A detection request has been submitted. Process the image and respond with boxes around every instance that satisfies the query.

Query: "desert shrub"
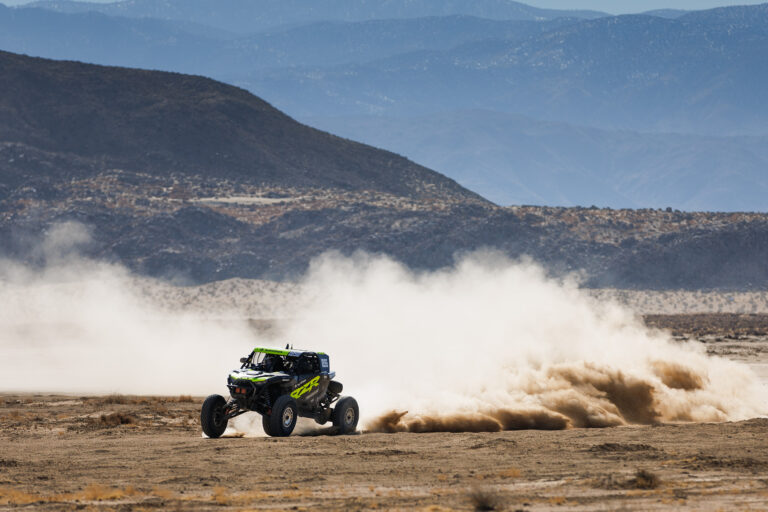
[469,488,502,511]
[628,469,660,489]
[597,469,661,490]
[81,484,125,501]
[102,394,129,405]
[92,412,135,427]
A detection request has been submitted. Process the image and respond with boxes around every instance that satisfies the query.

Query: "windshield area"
[244,352,291,373]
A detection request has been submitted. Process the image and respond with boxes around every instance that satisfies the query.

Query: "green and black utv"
[201,347,359,438]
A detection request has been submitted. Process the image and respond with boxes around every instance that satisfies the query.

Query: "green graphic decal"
[252,347,291,356]
[290,376,320,399]
[230,373,267,383]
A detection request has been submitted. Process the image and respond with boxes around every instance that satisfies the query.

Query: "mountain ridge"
[24,0,608,33]
[244,4,768,135]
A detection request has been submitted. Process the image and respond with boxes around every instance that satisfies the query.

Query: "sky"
[2,0,766,13]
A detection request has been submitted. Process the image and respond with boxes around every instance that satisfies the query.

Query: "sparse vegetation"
[92,412,136,427]
[469,488,503,511]
[597,469,661,490]
[628,469,660,490]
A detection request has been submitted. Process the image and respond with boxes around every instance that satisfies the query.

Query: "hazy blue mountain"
[642,9,689,18]
[304,111,768,211]
[0,6,577,72]
[243,5,768,136]
[25,0,608,33]
[235,16,580,68]
[0,5,230,73]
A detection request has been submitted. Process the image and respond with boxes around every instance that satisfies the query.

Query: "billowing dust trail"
[0,226,765,432]
[283,253,767,432]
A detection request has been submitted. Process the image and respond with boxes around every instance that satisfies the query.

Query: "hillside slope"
[0,50,478,201]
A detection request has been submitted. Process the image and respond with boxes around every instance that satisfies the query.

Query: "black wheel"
[265,395,298,437]
[332,396,359,435]
[261,413,275,436]
[201,394,228,438]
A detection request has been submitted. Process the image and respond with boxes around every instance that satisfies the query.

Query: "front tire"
[201,394,228,438]
[265,395,298,437]
[261,413,275,436]
[332,396,359,435]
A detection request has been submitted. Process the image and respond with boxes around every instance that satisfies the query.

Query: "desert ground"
[1,314,767,512]
[1,395,767,511]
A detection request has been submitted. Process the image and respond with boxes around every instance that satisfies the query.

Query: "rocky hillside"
[1,51,767,289]
[0,50,477,202]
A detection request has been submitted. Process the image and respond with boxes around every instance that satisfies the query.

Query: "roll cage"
[241,347,329,377]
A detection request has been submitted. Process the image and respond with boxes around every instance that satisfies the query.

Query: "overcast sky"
[2,0,766,14]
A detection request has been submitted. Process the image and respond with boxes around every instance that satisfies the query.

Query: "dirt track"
[1,394,768,511]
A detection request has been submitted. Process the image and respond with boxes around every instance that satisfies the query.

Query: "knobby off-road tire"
[265,395,298,437]
[261,414,275,437]
[201,394,228,438]
[332,396,359,435]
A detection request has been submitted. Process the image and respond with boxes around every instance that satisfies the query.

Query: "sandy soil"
[0,394,766,511]
[2,322,767,511]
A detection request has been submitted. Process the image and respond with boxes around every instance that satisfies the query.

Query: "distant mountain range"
[250,5,768,135]
[0,6,581,72]
[2,51,768,289]
[25,0,607,33]
[2,1,766,211]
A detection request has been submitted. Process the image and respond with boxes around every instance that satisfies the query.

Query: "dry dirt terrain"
[2,316,767,511]
[0,394,767,511]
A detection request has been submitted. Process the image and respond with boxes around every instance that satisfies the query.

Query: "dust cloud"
[0,223,256,395]
[285,252,768,431]
[0,225,766,432]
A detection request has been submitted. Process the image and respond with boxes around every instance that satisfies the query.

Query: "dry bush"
[0,487,40,505]
[469,488,503,511]
[151,487,175,499]
[91,412,136,427]
[176,395,194,403]
[212,486,230,505]
[498,468,521,478]
[81,484,126,501]
[628,469,660,489]
[101,394,130,405]
[149,402,170,416]
[597,469,661,490]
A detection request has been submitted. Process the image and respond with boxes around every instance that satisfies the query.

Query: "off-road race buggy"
[201,347,359,438]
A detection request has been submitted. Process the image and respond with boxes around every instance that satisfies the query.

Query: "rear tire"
[265,395,298,437]
[201,394,228,438]
[332,396,359,435]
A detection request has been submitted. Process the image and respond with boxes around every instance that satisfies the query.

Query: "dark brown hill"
[0,50,479,201]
